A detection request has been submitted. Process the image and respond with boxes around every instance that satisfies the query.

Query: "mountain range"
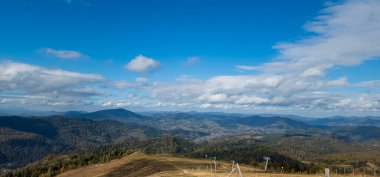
[1,108,380,171]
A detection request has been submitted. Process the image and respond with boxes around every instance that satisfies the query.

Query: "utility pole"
[236,163,243,177]
[263,157,271,171]
[210,156,213,175]
[213,157,216,176]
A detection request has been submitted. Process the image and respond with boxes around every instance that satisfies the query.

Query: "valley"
[1,109,380,177]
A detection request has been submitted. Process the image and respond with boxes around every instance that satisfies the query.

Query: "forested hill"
[67,108,147,123]
[0,115,203,168]
[4,136,317,177]
[69,109,316,132]
[1,109,380,173]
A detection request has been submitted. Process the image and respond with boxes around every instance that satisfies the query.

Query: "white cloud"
[183,57,201,67]
[2,0,380,115]
[108,81,134,89]
[125,55,160,73]
[38,48,86,60]
[0,60,102,93]
[108,78,148,90]
[354,80,380,87]
[135,77,148,83]
[234,95,269,105]
[101,101,113,107]
[148,74,349,109]
[0,60,104,109]
[326,77,347,87]
[235,65,258,71]
[144,0,380,113]
[301,67,325,77]
[255,0,380,74]
[199,93,227,103]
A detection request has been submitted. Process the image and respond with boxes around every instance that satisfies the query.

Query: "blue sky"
[1,0,380,117]
[1,0,324,79]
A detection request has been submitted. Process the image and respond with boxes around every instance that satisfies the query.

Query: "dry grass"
[58,153,372,177]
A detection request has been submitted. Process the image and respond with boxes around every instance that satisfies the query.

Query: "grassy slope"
[58,152,262,177]
[58,153,371,177]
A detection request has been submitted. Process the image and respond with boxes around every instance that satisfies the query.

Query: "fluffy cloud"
[108,78,148,89]
[2,0,380,115]
[301,67,324,77]
[38,48,86,60]
[0,60,104,109]
[235,65,258,71]
[125,55,160,73]
[199,93,227,103]
[144,0,380,113]
[0,60,102,93]
[234,95,269,105]
[254,0,380,74]
[355,80,380,87]
[149,75,348,108]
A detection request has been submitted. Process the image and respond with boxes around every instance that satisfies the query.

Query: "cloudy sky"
[1,0,380,117]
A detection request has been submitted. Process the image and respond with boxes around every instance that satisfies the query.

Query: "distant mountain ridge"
[64,108,380,132]
[233,115,313,130]
[2,108,380,170]
[65,109,315,132]
[304,117,380,127]
[19,109,380,127]
[66,108,148,124]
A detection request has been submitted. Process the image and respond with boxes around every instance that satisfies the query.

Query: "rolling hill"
[2,109,380,175]
[68,109,318,134]
[227,115,313,131]
[4,136,317,177]
[0,115,171,168]
[304,117,380,127]
[57,152,257,177]
[66,108,147,123]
